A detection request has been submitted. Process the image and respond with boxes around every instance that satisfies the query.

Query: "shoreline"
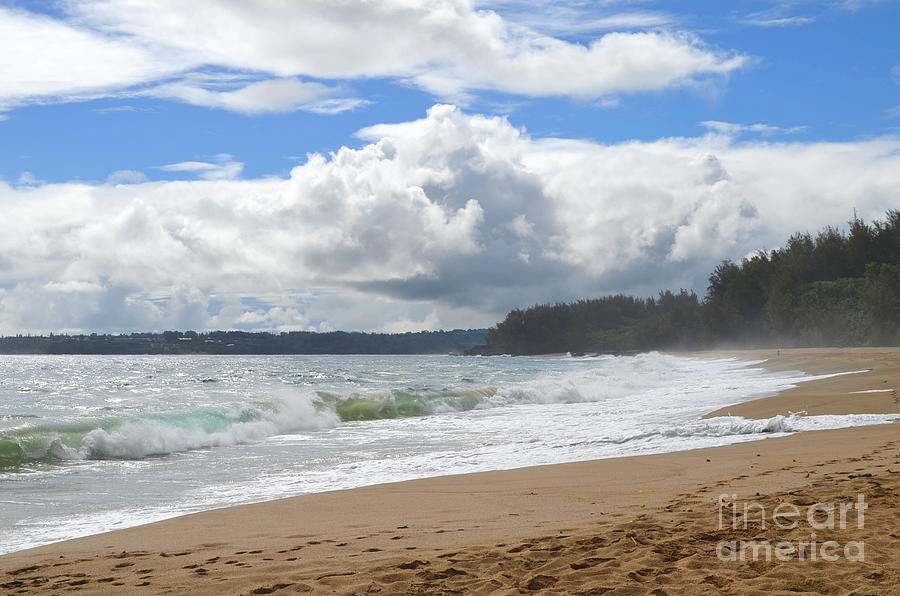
[691,347,900,418]
[2,347,898,594]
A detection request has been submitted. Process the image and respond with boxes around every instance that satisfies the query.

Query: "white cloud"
[16,172,45,186]
[146,77,360,115]
[841,0,888,12]
[701,120,807,136]
[227,306,310,333]
[157,162,218,173]
[106,170,148,185]
[92,105,154,114]
[408,30,746,100]
[0,6,188,108]
[0,0,748,112]
[1,105,897,334]
[43,280,104,294]
[475,1,673,28]
[477,3,676,35]
[157,154,244,180]
[581,12,674,31]
[742,0,885,24]
[382,310,443,334]
[743,15,815,26]
[303,98,372,115]
[506,214,535,238]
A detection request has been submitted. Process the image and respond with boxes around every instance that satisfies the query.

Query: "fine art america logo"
[716,493,867,562]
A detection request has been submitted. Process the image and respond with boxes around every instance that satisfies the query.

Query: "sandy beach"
[1,348,898,595]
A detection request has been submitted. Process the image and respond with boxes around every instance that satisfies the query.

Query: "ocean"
[0,353,892,555]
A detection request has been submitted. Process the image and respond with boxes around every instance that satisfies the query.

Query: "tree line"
[474,211,900,355]
[0,329,487,355]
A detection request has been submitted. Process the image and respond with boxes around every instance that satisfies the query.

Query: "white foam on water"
[79,394,339,460]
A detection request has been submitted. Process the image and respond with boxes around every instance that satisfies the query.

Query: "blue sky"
[3,0,897,184]
[0,0,898,333]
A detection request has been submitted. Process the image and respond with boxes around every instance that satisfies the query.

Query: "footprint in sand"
[523,574,557,590]
[398,560,429,569]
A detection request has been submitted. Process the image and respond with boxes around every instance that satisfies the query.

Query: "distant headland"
[467,211,900,356]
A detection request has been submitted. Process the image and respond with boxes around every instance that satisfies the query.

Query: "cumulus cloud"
[1,105,898,334]
[1,1,746,113]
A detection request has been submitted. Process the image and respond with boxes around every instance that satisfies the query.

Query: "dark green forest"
[474,211,900,355]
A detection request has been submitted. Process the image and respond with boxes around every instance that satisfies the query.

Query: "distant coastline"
[0,329,487,355]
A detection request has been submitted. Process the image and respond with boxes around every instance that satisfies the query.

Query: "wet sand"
[1,347,898,595]
[700,348,900,419]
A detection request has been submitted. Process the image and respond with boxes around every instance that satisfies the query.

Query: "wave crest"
[0,393,338,467]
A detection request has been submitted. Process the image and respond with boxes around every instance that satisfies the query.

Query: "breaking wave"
[0,382,571,466]
[0,394,339,468]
